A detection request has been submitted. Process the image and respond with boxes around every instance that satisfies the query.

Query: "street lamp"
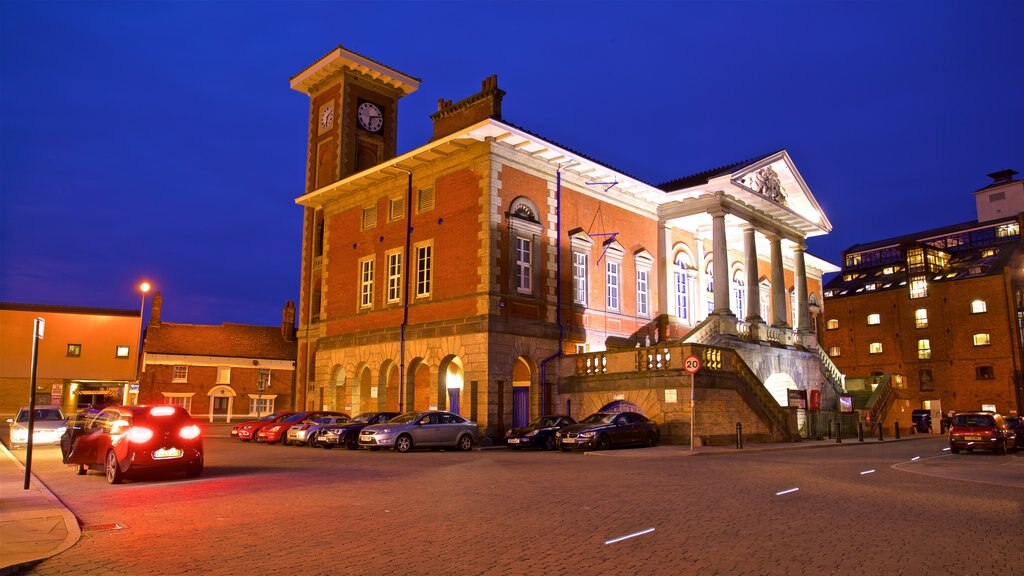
[131,281,152,405]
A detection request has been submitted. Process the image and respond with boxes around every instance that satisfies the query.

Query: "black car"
[911,409,933,433]
[317,412,400,449]
[555,411,659,451]
[1005,415,1024,449]
[505,415,576,450]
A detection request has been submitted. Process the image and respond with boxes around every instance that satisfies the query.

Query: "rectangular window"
[674,271,688,321]
[637,269,650,318]
[972,333,991,346]
[914,308,928,329]
[257,369,271,389]
[869,342,883,354]
[115,345,130,358]
[917,339,931,360]
[417,188,435,213]
[828,346,841,357]
[970,300,987,314]
[389,197,405,221]
[975,366,994,380]
[249,396,275,416]
[867,313,881,325]
[216,366,231,384]
[572,251,588,306]
[164,395,192,413]
[415,243,432,298]
[515,236,532,293]
[909,276,928,299]
[386,251,402,304]
[826,319,839,330]
[606,261,620,311]
[66,344,82,357]
[359,257,375,309]
[919,368,933,391]
[361,206,377,230]
[173,365,188,382]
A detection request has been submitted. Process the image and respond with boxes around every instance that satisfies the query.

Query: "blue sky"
[1,1,1021,326]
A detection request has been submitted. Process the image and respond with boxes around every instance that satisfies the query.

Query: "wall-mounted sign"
[839,396,854,413]
[787,389,807,409]
[808,389,821,410]
[665,389,677,403]
[51,383,63,399]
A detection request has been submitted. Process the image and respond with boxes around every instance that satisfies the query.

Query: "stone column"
[769,233,788,328]
[711,209,732,316]
[657,223,673,341]
[743,226,762,324]
[794,243,810,333]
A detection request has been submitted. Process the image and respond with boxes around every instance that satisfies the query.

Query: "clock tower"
[290,45,420,191]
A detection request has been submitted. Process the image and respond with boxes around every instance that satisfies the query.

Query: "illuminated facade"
[291,45,840,443]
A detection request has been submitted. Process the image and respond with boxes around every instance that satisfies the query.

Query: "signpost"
[24,317,44,490]
[684,355,701,452]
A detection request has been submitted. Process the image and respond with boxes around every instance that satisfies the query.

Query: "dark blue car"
[505,415,576,450]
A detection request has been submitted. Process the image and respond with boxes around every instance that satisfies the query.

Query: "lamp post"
[131,281,151,405]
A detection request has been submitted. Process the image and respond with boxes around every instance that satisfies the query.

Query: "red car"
[256,411,348,444]
[233,411,295,441]
[948,411,1017,455]
[61,405,203,484]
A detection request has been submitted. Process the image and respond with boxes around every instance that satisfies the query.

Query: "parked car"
[358,411,478,452]
[286,415,351,447]
[7,405,66,449]
[60,405,203,484]
[505,415,576,450]
[232,411,295,441]
[948,411,1017,455]
[318,412,400,449]
[257,411,348,444]
[911,409,933,433]
[1003,415,1024,449]
[555,411,659,451]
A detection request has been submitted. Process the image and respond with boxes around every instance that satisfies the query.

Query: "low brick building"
[138,293,297,422]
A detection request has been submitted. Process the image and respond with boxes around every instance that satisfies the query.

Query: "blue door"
[512,387,529,428]
[447,388,461,415]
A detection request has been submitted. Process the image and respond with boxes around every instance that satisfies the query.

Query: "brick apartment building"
[289,45,841,443]
[822,170,1024,424]
[137,293,297,422]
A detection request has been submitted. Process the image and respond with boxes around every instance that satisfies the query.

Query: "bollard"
[736,422,744,449]
[835,421,842,443]
[878,421,884,441]
[827,420,833,439]
[894,421,901,440]
[858,421,864,442]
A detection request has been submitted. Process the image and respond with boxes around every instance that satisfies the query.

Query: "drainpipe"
[395,166,413,413]
[538,166,567,414]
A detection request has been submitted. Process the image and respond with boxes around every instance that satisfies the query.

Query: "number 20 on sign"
[683,355,700,374]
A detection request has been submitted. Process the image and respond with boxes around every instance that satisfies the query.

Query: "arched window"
[674,251,692,322]
[759,279,771,321]
[509,197,542,296]
[732,267,745,319]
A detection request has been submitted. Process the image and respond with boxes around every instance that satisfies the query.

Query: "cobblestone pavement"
[11,438,1023,575]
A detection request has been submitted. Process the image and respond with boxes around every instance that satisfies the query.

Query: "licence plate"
[360,435,372,441]
[964,436,983,441]
[153,447,183,459]
[561,437,576,444]
[508,438,520,444]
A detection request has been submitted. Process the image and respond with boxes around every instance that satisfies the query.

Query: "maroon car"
[948,411,1017,455]
[61,405,203,484]
[256,411,349,444]
[232,411,295,441]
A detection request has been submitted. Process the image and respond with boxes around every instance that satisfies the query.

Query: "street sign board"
[683,355,700,374]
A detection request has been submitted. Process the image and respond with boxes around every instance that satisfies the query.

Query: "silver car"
[358,411,478,452]
[7,406,67,448]
[285,415,350,447]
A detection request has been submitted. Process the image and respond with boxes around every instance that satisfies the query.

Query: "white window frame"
[970,299,987,314]
[573,251,588,306]
[415,241,433,298]
[172,365,188,382]
[636,268,650,318]
[247,394,278,417]
[972,333,991,346]
[515,236,532,294]
[606,260,620,312]
[115,345,130,358]
[216,366,231,384]
[674,251,693,322]
[867,313,881,325]
[161,392,194,413]
[917,339,931,360]
[869,342,883,354]
[759,280,771,322]
[914,308,928,329]
[386,250,402,304]
[359,256,375,309]
[257,369,271,390]
[731,268,745,320]
[705,260,715,316]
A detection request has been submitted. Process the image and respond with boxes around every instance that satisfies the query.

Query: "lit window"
[637,268,650,318]
[972,333,991,346]
[515,236,532,294]
[914,308,928,329]
[917,339,931,360]
[869,342,883,354]
[386,251,402,304]
[826,319,839,330]
[865,283,877,291]
[981,403,997,412]
[909,276,928,299]
[828,346,841,357]
[66,344,82,357]
[606,261,620,311]
[971,299,987,314]
[359,257,375,308]
[867,313,881,325]
[415,242,432,298]
[115,345,130,358]
[882,266,895,275]
[980,248,996,258]
[824,290,834,298]
[975,366,994,379]
[572,251,588,306]
[173,365,188,382]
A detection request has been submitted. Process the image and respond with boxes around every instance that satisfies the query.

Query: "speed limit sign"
[683,355,701,374]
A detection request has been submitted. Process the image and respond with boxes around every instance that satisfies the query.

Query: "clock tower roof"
[290,44,420,95]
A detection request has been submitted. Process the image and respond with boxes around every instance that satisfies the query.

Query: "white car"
[7,405,67,448]
[285,415,350,447]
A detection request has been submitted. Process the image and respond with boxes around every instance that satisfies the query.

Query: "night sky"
[2,1,1021,327]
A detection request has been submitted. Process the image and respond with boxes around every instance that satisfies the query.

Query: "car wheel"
[596,434,611,450]
[76,464,87,476]
[457,435,473,451]
[185,454,203,479]
[395,434,413,453]
[105,450,124,484]
[309,436,319,448]
[345,434,359,451]
[543,436,556,451]
[646,432,658,447]
[951,446,960,454]
[281,436,290,446]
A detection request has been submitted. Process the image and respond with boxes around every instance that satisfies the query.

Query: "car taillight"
[127,427,154,443]
[179,424,201,440]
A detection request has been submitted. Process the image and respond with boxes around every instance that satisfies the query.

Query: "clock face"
[357,101,384,133]
[319,104,334,131]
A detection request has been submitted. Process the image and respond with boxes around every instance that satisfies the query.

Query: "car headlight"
[525,429,539,437]
[376,428,390,434]
[268,426,280,433]
[504,430,513,438]
[579,431,595,438]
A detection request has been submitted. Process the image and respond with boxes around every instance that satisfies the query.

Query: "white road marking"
[860,469,876,475]
[775,488,799,496]
[604,528,655,544]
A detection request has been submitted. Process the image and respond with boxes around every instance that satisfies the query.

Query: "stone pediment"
[731,151,832,233]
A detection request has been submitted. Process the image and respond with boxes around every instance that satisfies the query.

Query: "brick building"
[822,169,1024,424]
[290,45,840,443]
[137,293,297,422]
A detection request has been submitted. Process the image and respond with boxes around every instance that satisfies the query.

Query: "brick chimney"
[150,292,163,327]
[429,75,505,141]
[282,300,295,341]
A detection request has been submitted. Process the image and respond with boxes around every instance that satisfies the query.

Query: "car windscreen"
[351,414,374,423]
[261,412,286,421]
[17,408,64,422]
[952,415,995,427]
[283,413,310,423]
[530,417,558,427]
[578,413,615,425]
[389,412,421,424]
